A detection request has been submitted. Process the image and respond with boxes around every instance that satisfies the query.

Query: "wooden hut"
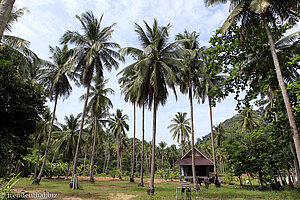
[175,147,214,182]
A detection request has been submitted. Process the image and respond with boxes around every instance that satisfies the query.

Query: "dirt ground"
[44,176,169,183]
[12,176,170,199]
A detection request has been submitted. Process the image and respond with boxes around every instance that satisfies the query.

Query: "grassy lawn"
[13,177,300,199]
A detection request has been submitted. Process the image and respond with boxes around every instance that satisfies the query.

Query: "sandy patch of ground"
[44,176,174,183]
[109,193,137,200]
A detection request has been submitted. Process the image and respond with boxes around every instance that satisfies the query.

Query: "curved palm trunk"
[65,160,71,180]
[0,0,15,41]
[139,105,145,187]
[147,98,157,195]
[117,134,122,179]
[70,84,91,189]
[90,116,97,183]
[209,99,217,175]
[189,87,199,190]
[83,148,87,176]
[290,141,300,186]
[34,142,41,179]
[34,95,58,184]
[181,133,184,157]
[262,15,300,170]
[130,104,136,182]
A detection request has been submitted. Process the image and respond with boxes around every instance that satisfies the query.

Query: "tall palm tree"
[239,106,260,132]
[175,30,203,190]
[214,123,226,173]
[54,114,83,180]
[0,0,15,41]
[120,19,179,194]
[196,67,226,176]
[204,0,300,170]
[81,78,113,182]
[1,6,40,76]
[118,65,139,183]
[60,11,124,189]
[33,45,73,184]
[109,109,129,179]
[33,108,52,179]
[158,142,167,169]
[168,112,191,156]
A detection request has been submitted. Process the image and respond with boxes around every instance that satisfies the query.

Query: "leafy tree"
[168,112,191,156]
[0,59,45,177]
[61,11,124,189]
[205,0,300,171]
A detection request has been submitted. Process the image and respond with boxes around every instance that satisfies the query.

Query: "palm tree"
[109,109,129,179]
[214,123,226,173]
[118,65,139,183]
[196,67,226,176]
[168,112,191,156]
[1,6,40,75]
[54,114,83,180]
[175,30,203,190]
[204,0,300,170]
[33,108,52,179]
[0,0,15,41]
[120,19,179,194]
[60,11,124,189]
[33,45,73,184]
[158,142,167,169]
[239,106,260,132]
[81,78,113,182]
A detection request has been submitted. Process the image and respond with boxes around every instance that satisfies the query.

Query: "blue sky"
[11,0,241,146]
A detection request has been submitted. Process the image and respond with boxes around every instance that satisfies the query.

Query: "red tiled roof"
[175,156,214,166]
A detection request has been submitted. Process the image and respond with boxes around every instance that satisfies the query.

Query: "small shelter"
[175,147,214,182]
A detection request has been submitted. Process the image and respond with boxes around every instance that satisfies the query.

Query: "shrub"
[0,173,20,200]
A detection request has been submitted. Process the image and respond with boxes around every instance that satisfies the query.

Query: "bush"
[0,173,20,200]
[224,173,233,184]
[109,170,116,179]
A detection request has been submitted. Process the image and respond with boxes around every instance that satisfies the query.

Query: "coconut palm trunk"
[70,84,91,189]
[83,148,87,176]
[138,105,145,187]
[34,142,42,179]
[106,150,110,173]
[208,98,217,175]
[272,99,300,187]
[189,86,199,190]
[262,15,300,170]
[0,0,15,41]
[90,116,97,183]
[34,95,58,184]
[65,160,71,180]
[290,141,300,186]
[103,148,107,173]
[147,98,158,194]
[130,104,136,182]
[181,133,184,157]
[117,134,122,179]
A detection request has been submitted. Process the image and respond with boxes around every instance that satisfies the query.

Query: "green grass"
[13,177,300,199]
